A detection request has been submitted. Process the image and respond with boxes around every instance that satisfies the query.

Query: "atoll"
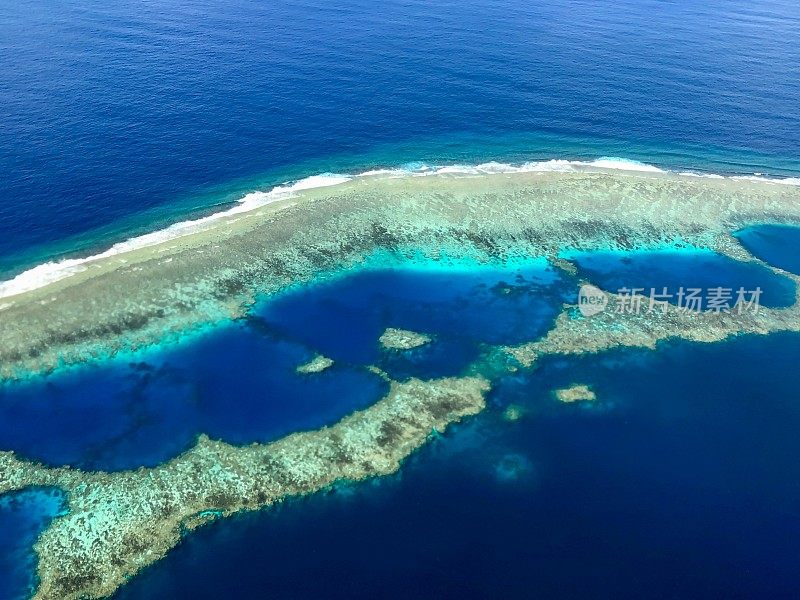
[1,169,800,598]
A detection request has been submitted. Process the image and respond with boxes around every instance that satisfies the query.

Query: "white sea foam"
[0,160,797,299]
[355,157,665,178]
[0,173,351,300]
[583,157,665,172]
[731,175,800,186]
[677,171,726,179]
[265,173,352,194]
[358,168,406,177]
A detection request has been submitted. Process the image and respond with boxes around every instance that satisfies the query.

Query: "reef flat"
[1,169,799,379]
[0,376,489,599]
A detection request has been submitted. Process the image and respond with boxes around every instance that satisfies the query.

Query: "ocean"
[1,0,799,277]
[1,0,800,598]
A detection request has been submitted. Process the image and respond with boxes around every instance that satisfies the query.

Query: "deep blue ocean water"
[1,0,800,276]
[2,0,800,598]
[111,333,800,600]
[0,322,388,471]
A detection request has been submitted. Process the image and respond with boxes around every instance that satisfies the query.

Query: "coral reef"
[1,170,799,379]
[1,169,799,598]
[554,384,597,403]
[507,272,800,367]
[296,354,334,373]
[502,404,526,421]
[1,376,489,599]
[379,328,432,351]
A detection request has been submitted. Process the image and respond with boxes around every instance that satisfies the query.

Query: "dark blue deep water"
[0,323,388,471]
[1,0,800,275]
[112,333,800,600]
